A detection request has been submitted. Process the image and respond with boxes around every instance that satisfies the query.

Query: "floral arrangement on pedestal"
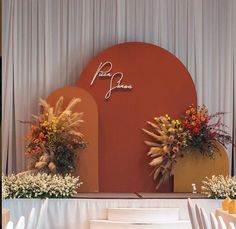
[143,105,233,189]
[201,175,236,199]
[24,97,87,174]
[2,173,81,199]
[181,105,231,158]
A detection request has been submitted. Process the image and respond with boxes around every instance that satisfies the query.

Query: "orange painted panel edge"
[47,86,99,192]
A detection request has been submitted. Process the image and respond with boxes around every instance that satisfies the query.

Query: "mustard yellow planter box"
[172,143,229,193]
[229,200,236,214]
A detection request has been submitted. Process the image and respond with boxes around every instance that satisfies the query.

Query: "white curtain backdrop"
[2,0,236,174]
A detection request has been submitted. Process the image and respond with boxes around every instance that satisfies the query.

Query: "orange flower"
[36,146,41,150]
[39,132,44,138]
[201,117,207,122]
[193,127,200,134]
[31,125,38,130]
[192,115,196,120]
[23,135,30,141]
[191,108,196,113]
[172,146,180,153]
[186,110,190,115]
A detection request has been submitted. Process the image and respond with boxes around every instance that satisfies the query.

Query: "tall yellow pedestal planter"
[172,143,229,193]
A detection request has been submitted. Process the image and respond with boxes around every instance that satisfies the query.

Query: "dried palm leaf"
[144,141,162,147]
[54,96,64,116]
[48,162,56,173]
[68,130,84,137]
[147,121,166,135]
[149,156,163,167]
[147,147,163,156]
[32,115,39,120]
[57,110,72,121]
[153,166,162,180]
[65,120,84,129]
[35,161,47,169]
[70,112,84,121]
[39,99,50,112]
[65,97,81,111]
[47,107,54,122]
[142,129,167,142]
[154,119,168,132]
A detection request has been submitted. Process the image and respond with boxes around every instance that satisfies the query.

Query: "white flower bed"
[2,173,82,199]
[201,175,236,199]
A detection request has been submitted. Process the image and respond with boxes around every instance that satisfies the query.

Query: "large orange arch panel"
[77,42,197,192]
[47,87,99,192]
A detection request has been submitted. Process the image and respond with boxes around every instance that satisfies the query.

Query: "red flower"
[192,121,196,127]
[193,128,200,134]
[172,146,180,153]
[192,115,197,120]
[186,110,190,115]
[208,131,216,138]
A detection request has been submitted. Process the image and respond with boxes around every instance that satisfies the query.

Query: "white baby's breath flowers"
[201,175,236,199]
[2,173,82,199]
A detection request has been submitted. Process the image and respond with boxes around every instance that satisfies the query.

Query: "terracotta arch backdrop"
[77,42,197,192]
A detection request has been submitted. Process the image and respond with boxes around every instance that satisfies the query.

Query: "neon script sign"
[90,61,133,100]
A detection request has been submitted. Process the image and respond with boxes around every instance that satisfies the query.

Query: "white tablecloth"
[2,198,221,229]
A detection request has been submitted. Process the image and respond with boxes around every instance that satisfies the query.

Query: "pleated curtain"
[2,0,236,174]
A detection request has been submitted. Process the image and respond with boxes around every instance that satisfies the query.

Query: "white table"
[2,208,10,229]
[3,198,221,229]
[216,208,236,226]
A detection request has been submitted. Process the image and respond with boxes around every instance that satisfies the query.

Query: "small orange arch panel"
[47,86,99,192]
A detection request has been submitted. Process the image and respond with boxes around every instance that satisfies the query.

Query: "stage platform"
[74,192,207,199]
[3,193,220,229]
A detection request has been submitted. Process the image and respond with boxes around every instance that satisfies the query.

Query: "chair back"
[229,222,236,229]
[15,216,25,229]
[218,216,227,229]
[27,208,36,229]
[210,212,218,229]
[200,208,211,229]
[37,198,49,229]
[195,204,204,229]
[187,198,199,229]
[6,221,14,229]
